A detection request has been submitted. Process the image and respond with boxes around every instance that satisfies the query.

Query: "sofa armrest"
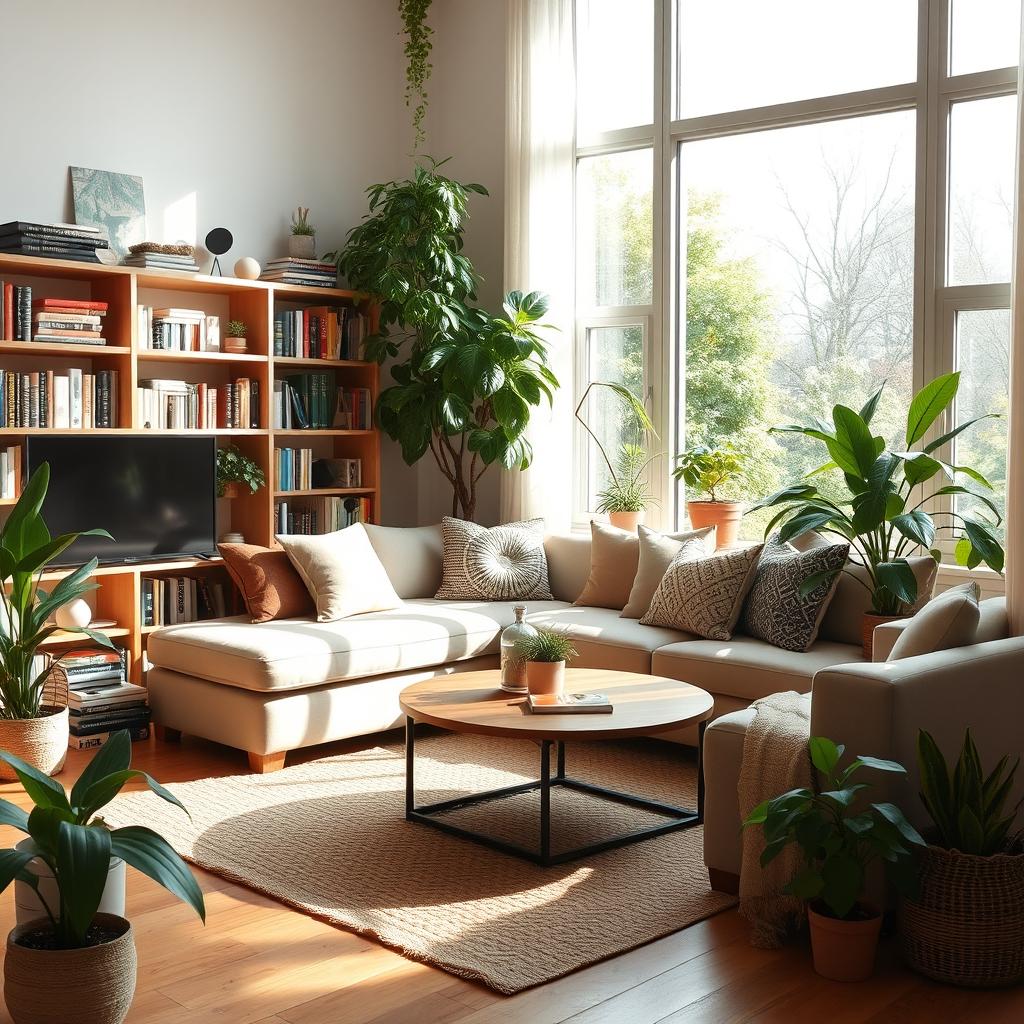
[870,616,912,662]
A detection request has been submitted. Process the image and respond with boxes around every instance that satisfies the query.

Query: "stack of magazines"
[0,221,109,263]
[64,648,151,749]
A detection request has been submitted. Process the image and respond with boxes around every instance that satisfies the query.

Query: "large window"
[572,0,1020,577]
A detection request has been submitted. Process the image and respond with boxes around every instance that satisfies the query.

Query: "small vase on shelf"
[499,605,537,694]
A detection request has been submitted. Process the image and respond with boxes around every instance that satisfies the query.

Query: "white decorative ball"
[234,257,261,280]
[55,598,92,630]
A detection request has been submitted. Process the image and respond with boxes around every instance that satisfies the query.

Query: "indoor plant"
[0,730,206,1024]
[901,729,1024,987]
[330,160,558,520]
[575,380,659,532]
[515,627,578,696]
[748,373,1004,655]
[217,444,266,500]
[0,463,114,778]
[673,443,748,548]
[289,205,316,259]
[225,319,247,353]
[744,736,924,982]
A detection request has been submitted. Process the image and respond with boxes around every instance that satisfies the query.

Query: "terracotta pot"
[224,337,248,354]
[5,914,137,1024]
[862,612,901,661]
[526,660,565,696]
[687,501,744,549]
[288,234,316,259]
[0,707,68,780]
[221,482,242,500]
[607,510,645,533]
[14,839,126,925]
[808,904,882,982]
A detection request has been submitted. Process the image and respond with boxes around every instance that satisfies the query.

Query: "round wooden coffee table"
[399,668,714,866]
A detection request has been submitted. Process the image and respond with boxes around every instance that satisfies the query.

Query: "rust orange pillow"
[218,543,315,623]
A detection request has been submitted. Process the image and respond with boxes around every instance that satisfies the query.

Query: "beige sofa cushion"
[544,533,592,602]
[148,598,569,692]
[621,524,716,619]
[652,634,862,702]
[363,523,442,599]
[575,521,641,610]
[888,582,980,661]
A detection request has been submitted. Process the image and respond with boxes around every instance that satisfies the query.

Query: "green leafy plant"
[744,736,924,919]
[330,160,557,520]
[216,445,266,497]
[0,464,113,721]
[673,443,747,502]
[917,729,1023,856]
[290,206,314,236]
[575,381,659,515]
[0,731,205,948]
[515,627,578,664]
[399,0,433,152]
[226,320,247,339]
[748,373,1004,614]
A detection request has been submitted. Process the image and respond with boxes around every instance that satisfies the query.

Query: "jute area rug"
[106,732,736,993]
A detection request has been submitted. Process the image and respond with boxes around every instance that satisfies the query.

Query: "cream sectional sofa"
[147,524,868,771]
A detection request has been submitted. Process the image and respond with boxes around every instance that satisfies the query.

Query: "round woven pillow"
[463,525,545,600]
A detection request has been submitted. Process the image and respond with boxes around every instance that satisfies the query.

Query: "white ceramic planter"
[14,838,126,924]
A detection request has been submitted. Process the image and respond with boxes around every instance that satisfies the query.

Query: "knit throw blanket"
[738,690,813,948]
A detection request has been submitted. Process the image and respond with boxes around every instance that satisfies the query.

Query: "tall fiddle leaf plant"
[331,161,558,520]
[0,463,114,720]
[749,373,1003,615]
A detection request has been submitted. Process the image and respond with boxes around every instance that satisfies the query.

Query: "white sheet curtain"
[1005,24,1024,636]
[501,0,575,531]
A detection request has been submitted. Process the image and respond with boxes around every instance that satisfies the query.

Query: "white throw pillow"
[887,582,981,661]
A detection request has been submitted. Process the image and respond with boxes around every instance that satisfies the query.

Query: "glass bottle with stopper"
[499,604,537,694]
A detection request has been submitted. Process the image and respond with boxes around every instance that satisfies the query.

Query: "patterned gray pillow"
[740,535,849,652]
[640,542,763,640]
[435,517,554,601]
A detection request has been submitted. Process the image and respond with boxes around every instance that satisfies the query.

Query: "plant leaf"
[110,827,206,923]
[56,821,111,944]
[0,750,70,813]
[70,730,132,811]
[809,737,842,778]
[906,372,959,446]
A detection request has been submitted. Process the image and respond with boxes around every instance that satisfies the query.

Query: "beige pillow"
[620,524,716,618]
[277,522,402,622]
[641,542,763,640]
[887,582,980,661]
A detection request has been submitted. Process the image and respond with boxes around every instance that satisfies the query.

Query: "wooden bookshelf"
[0,252,382,682]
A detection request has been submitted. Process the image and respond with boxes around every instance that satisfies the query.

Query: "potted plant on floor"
[515,628,578,697]
[673,443,748,548]
[217,444,266,500]
[0,464,114,779]
[289,205,316,259]
[0,730,206,1024]
[744,736,924,982]
[901,729,1024,987]
[747,373,1004,658]
[575,381,659,532]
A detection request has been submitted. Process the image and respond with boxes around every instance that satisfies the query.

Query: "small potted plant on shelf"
[225,319,248,354]
[515,627,578,696]
[0,464,114,778]
[0,731,206,1024]
[289,205,316,259]
[901,729,1024,987]
[217,445,266,500]
[575,381,659,532]
[744,736,924,982]
[673,443,748,549]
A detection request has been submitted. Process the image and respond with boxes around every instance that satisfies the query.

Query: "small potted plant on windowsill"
[217,445,266,501]
[289,205,316,259]
[673,442,748,549]
[225,319,248,354]
[515,628,578,696]
[744,736,924,982]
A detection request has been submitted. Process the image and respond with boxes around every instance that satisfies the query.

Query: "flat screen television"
[25,436,217,566]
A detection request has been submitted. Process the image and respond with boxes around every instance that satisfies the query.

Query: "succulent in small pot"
[224,319,248,353]
[217,444,266,500]
[744,736,924,982]
[673,443,747,549]
[289,205,316,259]
[515,627,578,696]
[0,730,206,1024]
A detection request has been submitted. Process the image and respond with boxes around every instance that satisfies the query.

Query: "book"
[527,692,614,714]
[68,722,151,750]
[0,221,102,240]
[36,298,109,311]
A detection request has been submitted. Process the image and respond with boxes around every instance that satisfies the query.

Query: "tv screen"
[26,436,217,566]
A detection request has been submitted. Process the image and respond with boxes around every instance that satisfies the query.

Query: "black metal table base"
[404,717,706,866]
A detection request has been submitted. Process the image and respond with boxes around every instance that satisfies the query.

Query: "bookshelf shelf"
[275,428,374,437]
[0,342,132,358]
[40,626,131,648]
[138,350,268,364]
[274,487,377,497]
[273,356,374,369]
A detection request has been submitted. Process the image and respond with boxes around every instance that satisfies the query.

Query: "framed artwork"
[70,166,146,261]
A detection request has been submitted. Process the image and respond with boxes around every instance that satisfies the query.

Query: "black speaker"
[204,227,233,275]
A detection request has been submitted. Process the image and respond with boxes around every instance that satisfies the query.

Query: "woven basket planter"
[4,914,137,1024]
[901,844,1024,987]
[0,666,69,779]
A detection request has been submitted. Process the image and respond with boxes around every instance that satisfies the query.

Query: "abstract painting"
[70,166,146,261]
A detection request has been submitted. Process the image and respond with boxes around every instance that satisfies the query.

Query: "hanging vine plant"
[399,0,433,152]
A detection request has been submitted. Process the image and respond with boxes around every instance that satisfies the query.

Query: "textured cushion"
[363,523,442,599]
[740,536,848,652]
[641,542,763,641]
[435,517,553,601]
[218,543,315,624]
[888,582,981,661]
[621,524,716,618]
[277,523,402,622]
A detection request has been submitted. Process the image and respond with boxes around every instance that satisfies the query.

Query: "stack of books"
[0,446,20,499]
[142,575,227,627]
[273,373,335,429]
[33,298,109,345]
[0,221,109,264]
[138,307,218,351]
[64,648,151,750]
[275,495,371,535]
[274,447,313,491]
[335,387,373,430]
[260,258,337,288]
[124,247,200,273]
[137,377,259,430]
[273,305,369,359]
[0,368,119,428]
[0,283,32,341]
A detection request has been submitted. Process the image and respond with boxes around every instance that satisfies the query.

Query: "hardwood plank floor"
[0,732,1020,1023]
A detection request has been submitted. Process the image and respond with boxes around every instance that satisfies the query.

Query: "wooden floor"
[1,733,1022,1024]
